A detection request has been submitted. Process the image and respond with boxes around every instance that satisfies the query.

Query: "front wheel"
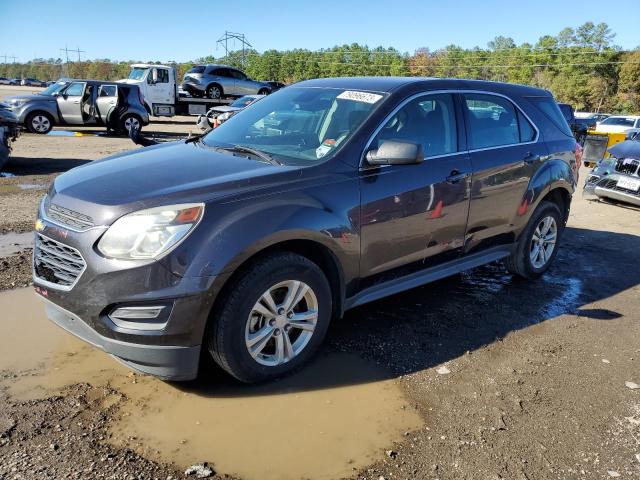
[207,252,332,383]
[206,84,222,100]
[25,111,54,134]
[504,201,563,279]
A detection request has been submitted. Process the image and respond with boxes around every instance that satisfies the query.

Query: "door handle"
[523,152,540,164]
[446,170,470,184]
[73,100,80,104]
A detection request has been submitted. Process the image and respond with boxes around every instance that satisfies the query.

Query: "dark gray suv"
[33,77,578,383]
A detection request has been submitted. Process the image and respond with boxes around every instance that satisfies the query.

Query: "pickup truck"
[118,64,235,118]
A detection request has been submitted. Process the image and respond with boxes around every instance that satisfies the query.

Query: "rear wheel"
[207,252,332,383]
[25,111,53,134]
[119,114,142,135]
[504,201,562,279]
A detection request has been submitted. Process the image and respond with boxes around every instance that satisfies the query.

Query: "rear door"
[56,81,86,124]
[462,92,545,251]
[359,92,472,281]
[211,68,236,96]
[96,85,118,123]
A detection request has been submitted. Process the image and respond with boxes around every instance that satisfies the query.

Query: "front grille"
[34,234,86,289]
[597,178,640,197]
[46,203,94,231]
[616,158,640,176]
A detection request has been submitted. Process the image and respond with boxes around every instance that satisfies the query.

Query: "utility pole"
[60,46,71,76]
[74,46,85,62]
[216,31,252,68]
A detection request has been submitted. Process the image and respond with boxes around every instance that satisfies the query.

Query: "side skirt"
[344,245,514,310]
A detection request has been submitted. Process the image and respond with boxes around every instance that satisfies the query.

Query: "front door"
[359,93,472,283]
[56,81,86,124]
[147,67,174,108]
[461,92,547,250]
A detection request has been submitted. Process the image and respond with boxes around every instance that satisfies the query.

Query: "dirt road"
[0,84,638,479]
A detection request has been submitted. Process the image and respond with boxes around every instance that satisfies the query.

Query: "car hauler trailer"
[118,64,231,117]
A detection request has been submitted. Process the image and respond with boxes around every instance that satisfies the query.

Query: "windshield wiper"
[216,145,282,165]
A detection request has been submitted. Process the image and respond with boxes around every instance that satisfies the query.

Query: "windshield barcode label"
[337,91,383,104]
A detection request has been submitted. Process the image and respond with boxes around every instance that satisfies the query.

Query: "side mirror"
[151,68,158,84]
[366,140,423,165]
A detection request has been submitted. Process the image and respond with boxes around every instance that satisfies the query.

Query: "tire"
[25,111,54,134]
[207,252,332,383]
[504,201,563,279]
[206,84,222,100]
[258,88,270,96]
[119,114,142,135]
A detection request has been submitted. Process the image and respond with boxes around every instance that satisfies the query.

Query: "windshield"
[600,117,636,126]
[128,67,148,81]
[230,96,260,108]
[40,82,68,95]
[202,87,385,165]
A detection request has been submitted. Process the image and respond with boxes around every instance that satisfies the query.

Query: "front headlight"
[9,99,25,108]
[218,112,232,121]
[97,203,204,260]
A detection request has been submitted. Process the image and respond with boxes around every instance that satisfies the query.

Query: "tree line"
[2,22,639,113]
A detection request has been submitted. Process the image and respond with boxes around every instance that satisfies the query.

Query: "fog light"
[109,306,168,330]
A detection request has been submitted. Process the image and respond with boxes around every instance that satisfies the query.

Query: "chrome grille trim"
[33,233,87,291]
[45,203,95,231]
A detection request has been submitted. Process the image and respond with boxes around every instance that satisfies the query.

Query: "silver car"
[4,79,149,134]
[583,140,640,207]
[182,64,271,99]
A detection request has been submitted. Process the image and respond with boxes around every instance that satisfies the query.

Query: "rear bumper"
[43,297,201,380]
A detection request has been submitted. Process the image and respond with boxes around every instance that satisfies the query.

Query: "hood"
[117,78,140,85]
[210,106,242,114]
[50,140,299,225]
[5,93,56,103]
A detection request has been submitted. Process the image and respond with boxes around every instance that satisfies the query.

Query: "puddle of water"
[0,288,423,480]
[0,231,33,255]
[47,130,97,137]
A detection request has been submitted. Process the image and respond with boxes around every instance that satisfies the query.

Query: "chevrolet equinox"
[33,77,578,383]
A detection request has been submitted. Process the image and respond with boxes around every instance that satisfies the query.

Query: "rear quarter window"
[526,96,573,137]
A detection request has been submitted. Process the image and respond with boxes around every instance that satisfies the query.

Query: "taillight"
[573,142,583,182]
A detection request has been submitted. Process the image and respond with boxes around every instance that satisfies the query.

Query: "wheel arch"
[208,236,346,325]
[206,82,224,96]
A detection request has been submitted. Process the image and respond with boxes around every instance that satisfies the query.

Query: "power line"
[217,31,252,67]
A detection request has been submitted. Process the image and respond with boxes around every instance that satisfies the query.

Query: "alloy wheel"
[530,215,557,269]
[124,116,140,132]
[31,115,51,133]
[245,280,318,367]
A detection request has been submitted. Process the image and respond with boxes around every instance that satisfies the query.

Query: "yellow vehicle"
[582,131,627,168]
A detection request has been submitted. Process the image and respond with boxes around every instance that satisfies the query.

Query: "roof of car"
[294,77,550,96]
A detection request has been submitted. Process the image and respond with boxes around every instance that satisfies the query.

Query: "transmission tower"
[216,31,252,67]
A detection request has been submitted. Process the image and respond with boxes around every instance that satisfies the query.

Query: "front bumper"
[32,202,228,380]
[43,297,201,380]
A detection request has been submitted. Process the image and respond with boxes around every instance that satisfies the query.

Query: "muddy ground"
[0,84,639,479]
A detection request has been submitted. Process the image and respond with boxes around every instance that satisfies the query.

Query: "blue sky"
[1,0,638,62]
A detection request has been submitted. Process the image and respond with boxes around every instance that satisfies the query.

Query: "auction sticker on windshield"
[617,177,640,191]
[337,90,383,103]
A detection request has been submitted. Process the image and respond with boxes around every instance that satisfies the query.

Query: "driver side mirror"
[366,140,423,165]
[151,68,158,84]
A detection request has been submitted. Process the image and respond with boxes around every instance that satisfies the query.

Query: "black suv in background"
[33,77,578,383]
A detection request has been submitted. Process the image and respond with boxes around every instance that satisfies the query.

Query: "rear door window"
[187,66,205,74]
[526,96,573,137]
[98,85,117,97]
[463,94,523,149]
[211,68,229,77]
